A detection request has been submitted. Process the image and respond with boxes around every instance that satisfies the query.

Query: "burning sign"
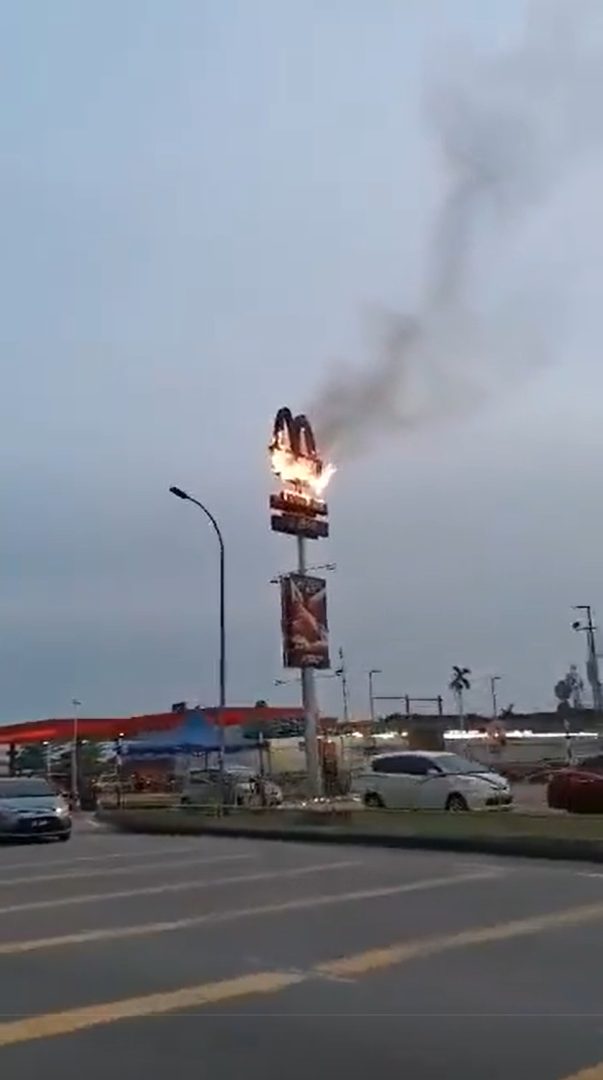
[269,407,335,499]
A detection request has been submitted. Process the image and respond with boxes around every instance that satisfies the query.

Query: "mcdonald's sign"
[271,408,318,460]
[269,405,330,540]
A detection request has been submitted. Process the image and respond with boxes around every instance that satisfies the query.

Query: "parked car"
[0,777,72,841]
[351,750,512,811]
[181,765,283,809]
[547,756,603,813]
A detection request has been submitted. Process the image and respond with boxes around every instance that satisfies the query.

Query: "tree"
[449,666,471,730]
[15,744,46,775]
[554,665,585,712]
[77,741,103,774]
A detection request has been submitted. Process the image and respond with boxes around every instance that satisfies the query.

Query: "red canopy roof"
[0,706,305,745]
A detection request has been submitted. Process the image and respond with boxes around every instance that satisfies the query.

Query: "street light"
[169,486,226,785]
[42,740,51,779]
[71,698,81,807]
[367,669,382,723]
[489,675,501,719]
[572,605,603,714]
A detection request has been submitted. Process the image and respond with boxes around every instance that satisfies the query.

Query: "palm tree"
[449,666,471,730]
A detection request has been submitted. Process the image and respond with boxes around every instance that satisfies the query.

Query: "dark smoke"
[310,0,603,461]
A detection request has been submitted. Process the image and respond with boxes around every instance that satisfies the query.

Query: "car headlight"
[56,803,70,818]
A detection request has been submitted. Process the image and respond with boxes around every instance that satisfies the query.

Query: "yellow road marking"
[0,852,255,888]
[317,899,603,977]
[0,868,498,955]
[2,879,603,1049]
[561,1068,603,1080]
[0,858,361,916]
[0,971,304,1048]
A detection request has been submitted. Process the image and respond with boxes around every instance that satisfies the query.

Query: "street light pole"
[169,486,226,788]
[71,698,81,807]
[490,676,501,720]
[336,647,350,724]
[368,669,381,724]
[572,605,603,715]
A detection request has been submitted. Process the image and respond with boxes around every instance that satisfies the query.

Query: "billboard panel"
[280,574,330,670]
[271,513,329,540]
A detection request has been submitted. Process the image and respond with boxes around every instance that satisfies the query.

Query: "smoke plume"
[310,0,603,461]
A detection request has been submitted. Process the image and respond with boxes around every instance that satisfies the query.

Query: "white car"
[351,750,512,811]
[181,766,283,808]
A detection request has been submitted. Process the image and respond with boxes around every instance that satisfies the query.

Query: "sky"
[2,0,603,724]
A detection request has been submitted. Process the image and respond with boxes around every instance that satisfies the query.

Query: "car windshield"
[436,754,489,775]
[0,778,53,798]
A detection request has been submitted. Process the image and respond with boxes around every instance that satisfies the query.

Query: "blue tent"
[121,711,247,760]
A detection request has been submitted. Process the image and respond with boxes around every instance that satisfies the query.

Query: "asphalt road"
[0,818,603,1078]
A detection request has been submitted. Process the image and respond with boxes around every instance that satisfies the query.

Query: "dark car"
[0,777,72,840]
[547,756,603,814]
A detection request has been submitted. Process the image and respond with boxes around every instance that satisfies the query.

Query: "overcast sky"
[2,0,603,724]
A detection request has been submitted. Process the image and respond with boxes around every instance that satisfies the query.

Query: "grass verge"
[96,804,603,861]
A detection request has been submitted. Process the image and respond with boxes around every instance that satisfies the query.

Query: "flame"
[269,439,336,498]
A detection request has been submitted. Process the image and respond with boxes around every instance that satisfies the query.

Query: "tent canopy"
[122,711,248,759]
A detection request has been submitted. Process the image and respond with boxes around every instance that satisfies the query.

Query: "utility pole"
[336,646,350,724]
[572,605,603,716]
[71,698,81,808]
[490,676,501,719]
[367,669,381,723]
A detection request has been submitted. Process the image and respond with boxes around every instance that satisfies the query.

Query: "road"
[0,819,602,1078]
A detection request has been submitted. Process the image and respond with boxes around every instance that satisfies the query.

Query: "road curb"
[95,809,603,863]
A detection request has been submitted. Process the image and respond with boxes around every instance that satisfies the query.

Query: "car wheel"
[446,793,468,812]
[364,792,385,809]
[58,833,71,842]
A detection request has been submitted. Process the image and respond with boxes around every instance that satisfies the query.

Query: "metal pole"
[490,676,500,719]
[338,647,350,724]
[71,698,80,807]
[218,528,226,783]
[169,489,226,795]
[585,606,603,715]
[368,671,377,723]
[296,534,323,798]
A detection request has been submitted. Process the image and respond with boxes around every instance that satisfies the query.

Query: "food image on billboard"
[280,574,330,670]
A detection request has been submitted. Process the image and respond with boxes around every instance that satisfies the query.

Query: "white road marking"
[0,867,501,955]
[0,843,218,875]
[0,852,255,888]
[0,859,362,916]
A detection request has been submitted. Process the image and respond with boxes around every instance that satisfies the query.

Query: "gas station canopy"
[0,706,305,745]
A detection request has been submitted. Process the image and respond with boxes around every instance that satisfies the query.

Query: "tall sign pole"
[269,407,334,799]
[296,534,322,796]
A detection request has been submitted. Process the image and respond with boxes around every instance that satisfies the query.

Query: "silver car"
[0,777,72,841]
[181,766,283,808]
